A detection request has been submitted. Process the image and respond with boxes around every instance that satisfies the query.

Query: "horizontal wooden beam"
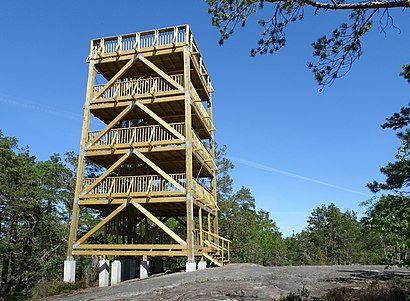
[85,145,186,157]
[74,244,184,250]
[78,196,187,206]
[72,250,205,257]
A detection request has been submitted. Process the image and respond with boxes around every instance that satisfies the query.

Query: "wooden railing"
[93,74,183,100]
[194,229,231,264]
[89,25,213,95]
[90,25,188,57]
[189,83,215,133]
[83,174,186,197]
[87,122,184,147]
[190,41,213,93]
[82,174,215,206]
[192,131,216,171]
[193,179,217,209]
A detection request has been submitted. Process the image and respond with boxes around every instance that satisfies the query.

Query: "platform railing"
[93,74,184,100]
[90,25,188,57]
[83,174,186,197]
[82,174,215,205]
[189,83,215,133]
[192,131,216,171]
[190,41,213,93]
[192,179,217,209]
[87,122,185,147]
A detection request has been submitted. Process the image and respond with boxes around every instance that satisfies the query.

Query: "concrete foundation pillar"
[63,260,76,283]
[198,261,207,270]
[140,260,149,279]
[186,262,196,272]
[99,260,110,287]
[111,260,121,285]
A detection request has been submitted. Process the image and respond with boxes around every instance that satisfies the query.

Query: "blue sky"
[1,1,409,236]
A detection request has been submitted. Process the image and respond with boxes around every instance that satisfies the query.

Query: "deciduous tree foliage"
[206,0,409,88]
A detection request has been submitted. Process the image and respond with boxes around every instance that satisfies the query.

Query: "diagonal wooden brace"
[137,55,184,91]
[92,56,138,101]
[135,101,185,141]
[87,102,135,148]
[76,201,129,245]
[82,150,132,195]
[133,150,186,192]
[131,201,187,247]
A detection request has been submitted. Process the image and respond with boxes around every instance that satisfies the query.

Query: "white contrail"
[227,155,371,197]
[0,94,82,121]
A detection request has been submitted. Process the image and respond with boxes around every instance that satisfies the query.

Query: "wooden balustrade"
[83,174,186,197]
[93,74,183,100]
[90,25,189,57]
[87,122,184,147]
[189,83,215,133]
[192,131,216,171]
[193,179,217,209]
[194,229,231,264]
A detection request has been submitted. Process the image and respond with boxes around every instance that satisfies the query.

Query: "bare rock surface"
[50,264,410,301]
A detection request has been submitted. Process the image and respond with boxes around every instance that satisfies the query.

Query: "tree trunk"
[0,255,10,301]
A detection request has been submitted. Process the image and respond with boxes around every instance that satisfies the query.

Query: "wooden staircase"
[201,231,231,267]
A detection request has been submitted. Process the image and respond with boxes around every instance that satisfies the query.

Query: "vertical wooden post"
[66,60,95,258]
[208,95,219,237]
[207,212,211,234]
[199,208,203,247]
[184,45,195,264]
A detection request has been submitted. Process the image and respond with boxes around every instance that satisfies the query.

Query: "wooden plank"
[87,102,135,148]
[92,56,137,100]
[83,151,132,194]
[137,55,184,91]
[131,201,187,247]
[76,201,129,244]
[134,101,185,141]
[133,150,186,192]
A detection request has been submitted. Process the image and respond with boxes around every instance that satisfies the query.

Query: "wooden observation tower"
[64,25,230,283]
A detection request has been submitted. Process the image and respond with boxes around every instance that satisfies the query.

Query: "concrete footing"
[140,260,149,279]
[99,260,110,287]
[186,262,196,272]
[198,261,207,270]
[111,260,121,285]
[63,260,76,283]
